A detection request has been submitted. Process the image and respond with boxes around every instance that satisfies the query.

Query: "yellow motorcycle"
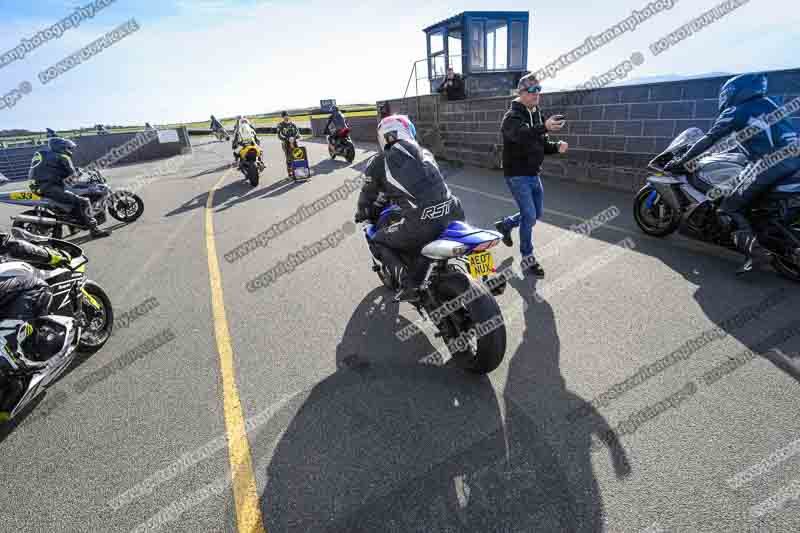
[237,142,265,187]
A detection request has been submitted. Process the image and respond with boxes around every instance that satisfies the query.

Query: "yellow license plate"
[468,251,494,279]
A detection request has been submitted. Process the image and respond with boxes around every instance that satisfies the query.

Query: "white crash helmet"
[377,115,417,146]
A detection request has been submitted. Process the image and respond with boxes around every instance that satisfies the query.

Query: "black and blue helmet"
[48,137,77,156]
[718,72,768,113]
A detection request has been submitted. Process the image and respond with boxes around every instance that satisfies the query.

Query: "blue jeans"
[501,175,543,257]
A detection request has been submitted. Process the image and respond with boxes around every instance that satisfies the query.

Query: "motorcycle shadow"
[164,179,255,217]
[610,229,800,383]
[66,221,129,245]
[309,158,352,176]
[249,286,629,532]
[184,163,234,179]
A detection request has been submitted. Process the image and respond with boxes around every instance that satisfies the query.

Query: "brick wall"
[375,67,800,192]
[0,128,192,181]
[310,115,380,144]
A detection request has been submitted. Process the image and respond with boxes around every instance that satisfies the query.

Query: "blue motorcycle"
[362,205,508,374]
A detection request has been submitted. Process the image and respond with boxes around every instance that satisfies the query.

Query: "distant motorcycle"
[359,205,507,374]
[214,127,230,142]
[633,127,800,280]
[0,168,144,239]
[328,127,356,163]
[237,141,265,187]
[0,229,113,422]
[286,136,311,180]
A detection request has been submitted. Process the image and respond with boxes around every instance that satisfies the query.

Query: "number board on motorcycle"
[468,251,494,279]
[9,191,41,201]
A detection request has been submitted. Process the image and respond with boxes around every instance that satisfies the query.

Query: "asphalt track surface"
[1,136,799,533]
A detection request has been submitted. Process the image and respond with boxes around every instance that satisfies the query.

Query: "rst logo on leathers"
[420,199,453,220]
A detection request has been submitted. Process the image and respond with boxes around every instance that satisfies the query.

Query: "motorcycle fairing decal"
[8,191,42,201]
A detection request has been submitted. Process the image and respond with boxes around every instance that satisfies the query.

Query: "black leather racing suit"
[28,150,95,227]
[0,234,65,319]
[357,140,464,288]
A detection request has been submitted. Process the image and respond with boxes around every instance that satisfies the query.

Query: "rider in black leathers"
[356,115,464,303]
[0,232,70,319]
[0,231,72,420]
[276,111,300,176]
[29,138,110,238]
[666,73,800,270]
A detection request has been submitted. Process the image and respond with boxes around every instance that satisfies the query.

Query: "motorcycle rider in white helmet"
[355,114,465,303]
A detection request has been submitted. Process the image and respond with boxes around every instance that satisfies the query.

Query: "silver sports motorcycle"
[0,167,144,238]
[633,128,800,280]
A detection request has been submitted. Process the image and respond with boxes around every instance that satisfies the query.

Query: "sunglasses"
[524,85,543,94]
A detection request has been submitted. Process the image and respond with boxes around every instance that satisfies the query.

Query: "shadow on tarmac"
[251,284,629,532]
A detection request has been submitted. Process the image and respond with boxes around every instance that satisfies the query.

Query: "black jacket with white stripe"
[357,140,456,221]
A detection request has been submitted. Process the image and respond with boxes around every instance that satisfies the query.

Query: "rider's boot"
[723,211,765,275]
[78,199,110,238]
[395,257,434,304]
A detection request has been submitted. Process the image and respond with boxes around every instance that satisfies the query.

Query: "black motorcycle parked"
[633,128,800,280]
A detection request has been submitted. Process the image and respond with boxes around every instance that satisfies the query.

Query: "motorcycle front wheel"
[633,185,680,237]
[108,191,144,223]
[76,281,114,354]
[345,144,356,164]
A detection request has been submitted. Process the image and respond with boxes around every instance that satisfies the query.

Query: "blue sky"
[0,0,798,130]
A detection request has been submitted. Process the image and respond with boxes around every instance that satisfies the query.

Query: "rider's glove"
[47,248,71,267]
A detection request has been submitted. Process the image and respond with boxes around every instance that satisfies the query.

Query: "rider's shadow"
[498,265,632,531]
[255,284,626,532]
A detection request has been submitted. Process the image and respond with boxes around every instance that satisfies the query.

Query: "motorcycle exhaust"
[11,214,85,229]
[10,214,59,226]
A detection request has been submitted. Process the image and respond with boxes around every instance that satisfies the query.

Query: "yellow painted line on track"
[205,168,267,533]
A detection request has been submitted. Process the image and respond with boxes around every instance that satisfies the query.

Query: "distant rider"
[29,138,110,238]
[231,117,261,165]
[355,114,465,303]
[325,105,349,149]
[277,111,300,176]
[665,72,800,273]
[210,115,224,133]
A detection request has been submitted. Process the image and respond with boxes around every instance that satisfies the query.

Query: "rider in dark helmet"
[356,114,465,303]
[29,137,110,238]
[324,105,349,149]
[666,72,800,273]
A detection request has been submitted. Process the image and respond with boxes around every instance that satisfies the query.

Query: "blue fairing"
[365,212,502,253]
